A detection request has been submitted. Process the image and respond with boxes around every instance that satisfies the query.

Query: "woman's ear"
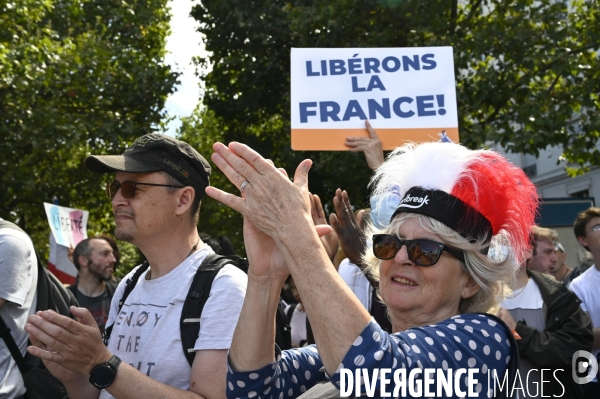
[461,274,480,300]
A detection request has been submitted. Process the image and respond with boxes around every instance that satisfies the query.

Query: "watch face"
[92,365,115,388]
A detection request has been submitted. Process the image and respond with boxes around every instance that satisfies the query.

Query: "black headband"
[390,187,493,243]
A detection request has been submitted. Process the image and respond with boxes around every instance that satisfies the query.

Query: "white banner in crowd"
[290,47,459,150]
[43,202,89,247]
[43,203,89,283]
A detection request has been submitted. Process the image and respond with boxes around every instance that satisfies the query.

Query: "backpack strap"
[0,316,29,376]
[105,279,117,299]
[180,253,238,367]
[102,261,149,345]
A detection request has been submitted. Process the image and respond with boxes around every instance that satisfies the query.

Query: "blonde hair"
[531,225,558,245]
[363,213,512,314]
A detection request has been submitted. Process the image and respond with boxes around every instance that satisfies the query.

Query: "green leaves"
[187,0,600,252]
[1,0,177,270]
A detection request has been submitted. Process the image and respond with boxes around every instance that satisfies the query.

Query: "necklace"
[146,237,201,280]
[508,277,530,300]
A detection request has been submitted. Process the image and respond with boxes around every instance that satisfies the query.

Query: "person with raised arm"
[206,141,537,398]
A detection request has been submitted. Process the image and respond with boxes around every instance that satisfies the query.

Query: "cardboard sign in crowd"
[290,47,459,150]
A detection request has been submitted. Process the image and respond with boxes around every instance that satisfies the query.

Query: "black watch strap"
[89,355,122,389]
[107,354,122,370]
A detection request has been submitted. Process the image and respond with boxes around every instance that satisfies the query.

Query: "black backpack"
[103,253,292,366]
[0,219,79,399]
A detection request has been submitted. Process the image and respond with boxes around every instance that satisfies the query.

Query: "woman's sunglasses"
[372,234,465,266]
[106,180,184,200]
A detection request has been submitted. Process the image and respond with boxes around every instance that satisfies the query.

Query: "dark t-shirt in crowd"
[68,285,112,333]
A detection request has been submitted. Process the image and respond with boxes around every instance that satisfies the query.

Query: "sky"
[163,0,208,136]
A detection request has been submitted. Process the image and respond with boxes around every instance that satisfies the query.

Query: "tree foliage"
[189,0,600,238]
[1,0,177,266]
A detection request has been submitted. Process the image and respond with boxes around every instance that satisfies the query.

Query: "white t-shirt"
[284,304,307,347]
[99,245,247,399]
[0,223,38,399]
[501,277,545,399]
[338,258,372,312]
[570,265,600,383]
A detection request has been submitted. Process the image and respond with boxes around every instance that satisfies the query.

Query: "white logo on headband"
[399,194,429,209]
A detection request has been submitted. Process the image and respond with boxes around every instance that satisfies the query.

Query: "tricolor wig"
[370,142,538,266]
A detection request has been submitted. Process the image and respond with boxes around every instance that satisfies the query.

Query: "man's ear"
[78,256,89,269]
[577,235,588,248]
[461,274,480,300]
[175,187,195,216]
[525,245,533,260]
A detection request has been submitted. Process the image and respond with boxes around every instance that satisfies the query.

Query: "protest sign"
[290,47,459,150]
[43,202,89,247]
[43,203,89,283]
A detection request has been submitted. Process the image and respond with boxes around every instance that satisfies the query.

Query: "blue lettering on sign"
[306,61,320,76]
[299,102,318,123]
[352,76,386,92]
[393,97,415,118]
[364,58,380,74]
[320,102,341,122]
[348,56,362,75]
[342,100,367,121]
[298,95,447,123]
[329,60,346,75]
[303,53,437,77]
[417,95,436,116]
[49,206,65,244]
[368,99,391,119]
[421,54,437,70]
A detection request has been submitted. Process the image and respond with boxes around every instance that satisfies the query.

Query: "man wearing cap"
[25,134,247,399]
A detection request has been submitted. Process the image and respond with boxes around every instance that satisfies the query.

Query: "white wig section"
[372,142,481,195]
[370,142,482,211]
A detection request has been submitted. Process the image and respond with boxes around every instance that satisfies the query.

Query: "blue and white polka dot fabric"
[227,314,511,398]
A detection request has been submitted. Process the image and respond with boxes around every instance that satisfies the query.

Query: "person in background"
[0,218,38,399]
[284,275,308,347]
[525,226,558,274]
[67,237,118,333]
[498,230,593,399]
[332,190,392,333]
[549,241,578,285]
[571,206,600,399]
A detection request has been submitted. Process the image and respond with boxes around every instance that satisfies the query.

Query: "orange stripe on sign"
[291,128,459,151]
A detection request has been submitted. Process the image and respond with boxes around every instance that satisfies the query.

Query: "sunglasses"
[372,234,465,266]
[106,180,185,200]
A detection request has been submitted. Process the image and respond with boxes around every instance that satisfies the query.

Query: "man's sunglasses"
[106,180,185,200]
[372,234,465,266]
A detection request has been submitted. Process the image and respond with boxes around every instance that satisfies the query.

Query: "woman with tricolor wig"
[205,141,537,399]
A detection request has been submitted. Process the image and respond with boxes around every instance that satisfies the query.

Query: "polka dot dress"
[227,314,511,398]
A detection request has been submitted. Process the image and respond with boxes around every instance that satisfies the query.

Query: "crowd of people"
[0,124,598,399]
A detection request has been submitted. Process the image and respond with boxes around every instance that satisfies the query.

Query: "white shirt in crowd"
[100,245,247,399]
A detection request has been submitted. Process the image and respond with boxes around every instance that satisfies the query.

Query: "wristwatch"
[89,355,122,389]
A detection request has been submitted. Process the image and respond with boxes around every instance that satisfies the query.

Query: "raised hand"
[310,193,339,261]
[206,142,331,282]
[344,120,384,170]
[330,189,366,266]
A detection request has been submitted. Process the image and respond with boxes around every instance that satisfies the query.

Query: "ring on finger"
[240,180,250,193]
